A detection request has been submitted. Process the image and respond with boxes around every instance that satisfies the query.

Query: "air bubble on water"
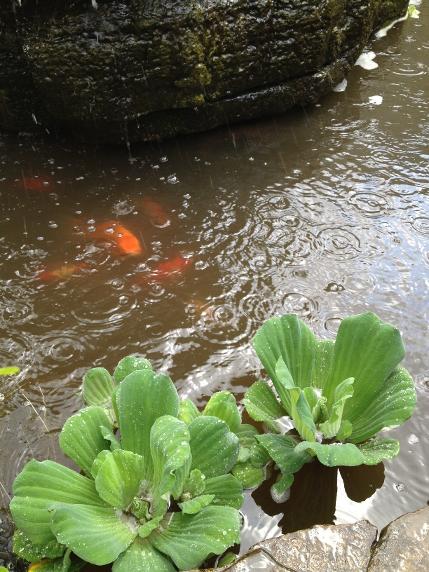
[393,482,405,492]
[48,221,58,229]
[160,156,168,163]
[408,434,419,445]
[36,236,44,241]
[0,393,4,402]
[75,210,82,215]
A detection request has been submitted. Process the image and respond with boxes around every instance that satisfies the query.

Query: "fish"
[140,197,171,228]
[135,254,193,285]
[152,255,193,279]
[38,262,88,282]
[21,176,54,192]
[92,221,143,256]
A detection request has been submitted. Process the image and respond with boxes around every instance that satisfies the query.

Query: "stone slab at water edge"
[0,0,409,143]
[206,506,429,572]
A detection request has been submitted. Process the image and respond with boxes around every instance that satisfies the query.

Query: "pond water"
[0,4,428,566]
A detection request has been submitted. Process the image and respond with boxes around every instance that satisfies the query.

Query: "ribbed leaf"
[271,472,294,502]
[189,416,239,478]
[113,355,152,383]
[150,416,191,500]
[149,506,241,570]
[51,504,136,565]
[59,406,112,475]
[82,367,117,407]
[115,370,179,479]
[203,391,241,432]
[319,378,354,439]
[113,538,175,572]
[288,388,316,441]
[95,450,145,509]
[232,462,265,489]
[10,460,105,545]
[179,494,215,514]
[256,434,310,475]
[178,399,200,424]
[295,441,365,467]
[137,517,162,539]
[203,474,244,509]
[357,438,400,464]
[325,313,405,423]
[349,367,416,443]
[180,469,206,500]
[253,315,318,398]
[243,381,285,426]
[12,529,64,563]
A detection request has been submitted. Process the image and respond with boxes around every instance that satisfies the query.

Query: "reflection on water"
[0,3,428,559]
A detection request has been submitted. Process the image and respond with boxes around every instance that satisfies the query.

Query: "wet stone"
[368,506,429,572]
[214,520,377,571]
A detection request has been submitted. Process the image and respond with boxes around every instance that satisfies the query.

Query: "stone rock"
[0,0,408,143]
[216,520,377,571]
[368,506,429,572]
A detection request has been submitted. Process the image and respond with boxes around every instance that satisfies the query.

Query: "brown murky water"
[0,4,428,563]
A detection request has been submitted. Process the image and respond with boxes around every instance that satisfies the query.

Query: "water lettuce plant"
[244,312,416,497]
[10,362,244,571]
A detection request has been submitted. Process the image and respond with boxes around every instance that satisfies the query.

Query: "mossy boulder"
[0,0,408,143]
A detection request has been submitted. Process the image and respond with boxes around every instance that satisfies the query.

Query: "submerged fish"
[21,176,53,192]
[140,197,171,228]
[92,221,143,256]
[136,254,193,285]
[38,262,88,282]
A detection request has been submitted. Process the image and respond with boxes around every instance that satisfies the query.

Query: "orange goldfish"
[21,176,54,191]
[92,221,143,256]
[152,255,192,279]
[38,262,88,282]
[140,197,171,228]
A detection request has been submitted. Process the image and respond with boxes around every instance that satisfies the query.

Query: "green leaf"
[189,416,239,478]
[113,537,175,572]
[319,378,354,439]
[59,406,112,475]
[138,517,163,539]
[150,506,241,570]
[232,462,265,489]
[82,367,117,407]
[178,399,200,424]
[337,419,353,441]
[256,434,310,475]
[13,529,65,562]
[325,312,405,423]
[115,369,179,479]
[253,315,318,400]
[288,387,316,441]
[150,416,191,501]
[357,438,400,464]
[295,441,365,467]
[179,494,215,514]
[203,391,241,432]
[275,357,296,390]
[113,355,152,383]
[11,460,105,545]
[180,469,206,500]
[95,450,145,509]
[235,424,259,448]
[349,367,416,443]
[243,381,285,427]
[51,504,136,565]
[91,449,110,478]
[100,425,121,450]
[203,474,244,509]
[271,472,294,502]
[0,366,20,375]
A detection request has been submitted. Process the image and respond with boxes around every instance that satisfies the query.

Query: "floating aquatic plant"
[244,312,416,498]
[10,361,244,571]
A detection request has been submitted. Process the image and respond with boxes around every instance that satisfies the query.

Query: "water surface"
[0,4,428,561]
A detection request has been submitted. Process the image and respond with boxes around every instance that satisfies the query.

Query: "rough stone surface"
[215,520,377,571]
[368,506,429,572]
[0,0,408,143]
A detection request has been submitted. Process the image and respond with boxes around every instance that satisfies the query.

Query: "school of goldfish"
[25,176,193,286]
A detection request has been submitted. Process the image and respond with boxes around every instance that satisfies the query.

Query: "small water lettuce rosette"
[244,312,417,498]
[10,358,244,571]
